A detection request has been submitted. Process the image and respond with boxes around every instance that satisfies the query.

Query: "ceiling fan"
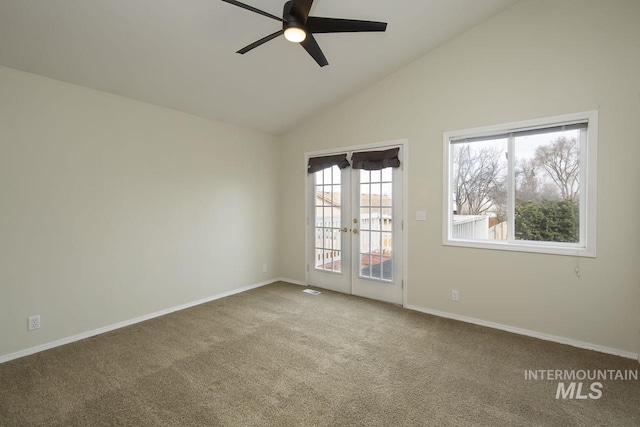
[221,0,387,67]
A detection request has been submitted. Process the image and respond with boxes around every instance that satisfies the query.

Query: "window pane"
[451,137,508,241]
[360,230,370,254]
[322,207,329,227]
[360,208,371,230]
[315,228,322,248]
[332,250,341,273]
[381,183,392,206]
[332,166,341,185]
[360,170,370,183]
[336,208,342,229]
[370,231,381,254]
[321,228,330,248]
[315,249,324,269]
[315,188,323,207]
[370,208,382,231]
[323,167,331,185]
[514,129,580,243]
[381,256,393,281]
[381,167,392,182]
[360,184,370,206]
[331,185,340,205]
[373,183,382,206]
[370,253,382,279]
[360,254,371,278]
[382,232,393,255]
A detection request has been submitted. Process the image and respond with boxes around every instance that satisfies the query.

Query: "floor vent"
[303,289,321,295]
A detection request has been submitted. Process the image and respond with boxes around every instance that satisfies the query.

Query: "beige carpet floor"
[1,281,639,426]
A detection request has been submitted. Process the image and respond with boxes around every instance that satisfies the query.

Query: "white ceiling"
[0,0,518,135]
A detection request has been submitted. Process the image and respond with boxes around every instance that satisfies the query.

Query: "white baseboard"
[0,278,281,365]
[406,304,639,361]
[6,281,634,365]
[275,277,306,286]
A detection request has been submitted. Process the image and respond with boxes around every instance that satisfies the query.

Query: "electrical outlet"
[28,315,40,331]
[262,264,268,273]
[451,290,459,302]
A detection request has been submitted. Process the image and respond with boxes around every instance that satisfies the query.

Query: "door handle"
[341,227,349,233]
[352,228,359,234]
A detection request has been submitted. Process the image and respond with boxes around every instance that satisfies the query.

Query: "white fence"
[452,215,489,240]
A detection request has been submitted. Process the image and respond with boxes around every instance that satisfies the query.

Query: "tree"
[515,158,560,202]
[515,158,540,202]
[534,136,580,201]
[515,199,579,243]
[453,144,506,218]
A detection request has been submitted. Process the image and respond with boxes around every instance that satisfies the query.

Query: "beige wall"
[1,0,638,361]
[0,66,280,357]
[280,0,640,354]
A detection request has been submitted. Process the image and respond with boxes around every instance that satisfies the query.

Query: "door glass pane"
[323,168,331,185]
[315,228,322,248]
[360,254,371,278]
[315,248,324,269]
[381,167,392,182]
[370,231,381,253]
[314,166,342,273]
[359,167,393,281]
[323,185,331,204]
[382,232,392,254]
[381,256,393,281]
[360,208,371,229]
[381,183,392,204]
[360,230,370,254]
[360,184,370,206]
[370,253,382,279]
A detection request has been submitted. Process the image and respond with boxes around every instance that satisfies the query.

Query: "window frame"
[442,111,598,257]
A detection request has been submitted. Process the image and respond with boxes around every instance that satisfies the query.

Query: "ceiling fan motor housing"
[283,0,304,30]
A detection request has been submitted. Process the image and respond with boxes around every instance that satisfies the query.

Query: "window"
[443,111,597,257]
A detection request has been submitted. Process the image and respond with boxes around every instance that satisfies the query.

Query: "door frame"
[304,139,409,307]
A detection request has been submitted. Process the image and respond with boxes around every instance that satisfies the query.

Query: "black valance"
[351,148,400,170]
[307,154,350,174]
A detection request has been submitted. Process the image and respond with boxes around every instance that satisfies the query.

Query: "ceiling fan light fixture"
[284,26,306,43]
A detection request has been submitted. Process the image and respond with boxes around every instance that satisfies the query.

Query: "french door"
[306,145,404,305]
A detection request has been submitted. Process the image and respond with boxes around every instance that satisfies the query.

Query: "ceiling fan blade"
[221,0,283,22]
[291,0,313,24]
[285,0,314,23]
[300,34,328,67]
[237,30,283,54]
[306,17,387,33]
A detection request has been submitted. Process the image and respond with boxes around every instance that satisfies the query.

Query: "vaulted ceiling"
[0,0,518,134]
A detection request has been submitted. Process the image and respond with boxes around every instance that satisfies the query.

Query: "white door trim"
[304,139,409,307]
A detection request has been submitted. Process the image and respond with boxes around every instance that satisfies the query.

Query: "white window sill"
[443,238,596,257]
